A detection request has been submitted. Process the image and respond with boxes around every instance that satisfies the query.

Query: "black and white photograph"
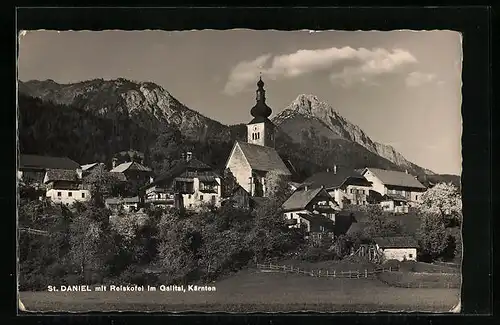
[17,28,463,313]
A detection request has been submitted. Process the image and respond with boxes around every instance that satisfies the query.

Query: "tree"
[419,182,462,227]
[83,164,123,206]
[245,199,304,262]
[417,212,449,261]
[221,168,239,198]
[363,204,402,239]
[265,169,292,205]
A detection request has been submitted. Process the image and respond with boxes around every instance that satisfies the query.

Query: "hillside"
[18,78,458,185]
[19,78,231,142]
[273,94,435,176]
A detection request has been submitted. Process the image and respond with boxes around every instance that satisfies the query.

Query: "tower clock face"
[253,126,257,131]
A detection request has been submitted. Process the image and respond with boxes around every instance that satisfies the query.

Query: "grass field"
[19,268,461,313]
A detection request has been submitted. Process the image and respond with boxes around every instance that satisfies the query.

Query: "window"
[200,195,204,200]
[320,226,325,232]
[188,194,192,199]
[57,192,61,197]
[68,192,72,197]
[415,195,418,200]
[409,254,413,258]
[257,132,260,139]
[81,193,85,198]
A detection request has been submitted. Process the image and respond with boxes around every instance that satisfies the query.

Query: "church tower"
[247,77,276,148]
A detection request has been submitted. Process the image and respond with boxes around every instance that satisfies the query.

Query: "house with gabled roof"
[110,160,153,187]
[43,168,90,205]
[301,165,373,209]
[18,154,81,184]
[281,186,339,235]
[141,152,221,211]
[360,168,427,208]
[225,78,291,198]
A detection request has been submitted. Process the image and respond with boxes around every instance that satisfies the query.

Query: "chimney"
[304,184,308,191]
[149,176,154,184]
[405,169,408,174]
[112,158,118,169]
[76,168,82,180]
[334,165,337,174]
[186,152,193,162]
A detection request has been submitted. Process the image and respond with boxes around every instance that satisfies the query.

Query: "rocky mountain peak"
[274,93,433,175]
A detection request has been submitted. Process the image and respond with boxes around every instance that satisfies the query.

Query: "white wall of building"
[284,210,311,232]
[226,144,253,194]
[362,169,387,195]
[379,247,417,261]
[46,188,91,205]
[182,177,222,211]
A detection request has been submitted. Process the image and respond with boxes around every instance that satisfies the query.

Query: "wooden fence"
[18,227,49,236]
[433,261,461,269]
[256,263,398,279]
[256,263,460,288]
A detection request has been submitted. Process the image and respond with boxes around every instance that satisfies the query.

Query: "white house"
[141,152,222,211]
[373,236,418,262]
[44,168,90,205]
[361,168,427,208]
[225,77,291,197]
[301,166,373,209]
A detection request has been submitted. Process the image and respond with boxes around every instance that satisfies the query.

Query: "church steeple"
[247,77,275,147]
[250,77,272,119]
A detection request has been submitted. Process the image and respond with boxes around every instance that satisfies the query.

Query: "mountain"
[18,79,458,186]
[273,94,435,176]
[19,78,231,142]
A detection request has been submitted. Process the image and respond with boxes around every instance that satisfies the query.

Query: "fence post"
[389,267,392,272]
[319,270,321,277]
[327,270,329,277]
[365,269,367,278]
[334,270,336,278]
[349,271,351,278]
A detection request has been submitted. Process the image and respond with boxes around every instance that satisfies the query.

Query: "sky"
[17,30,462,175]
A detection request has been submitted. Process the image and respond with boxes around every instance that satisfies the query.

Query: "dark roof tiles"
[236,141,291,175]
[365,168,426,189]
[373,236,418,248]
[20,154,80,170]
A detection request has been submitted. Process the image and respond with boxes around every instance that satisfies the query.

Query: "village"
[18,78,444,264]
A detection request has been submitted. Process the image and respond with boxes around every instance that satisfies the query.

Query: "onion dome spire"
[250,77,272,118]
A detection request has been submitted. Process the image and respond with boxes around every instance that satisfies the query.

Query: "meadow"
[19,268,460,313]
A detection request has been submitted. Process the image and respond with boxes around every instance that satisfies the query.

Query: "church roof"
[236,141,291,175]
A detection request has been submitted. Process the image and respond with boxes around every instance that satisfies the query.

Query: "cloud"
[223,54,272,95]
[405,71,437,87]
[223,47,418,94]
[330,48,418,87]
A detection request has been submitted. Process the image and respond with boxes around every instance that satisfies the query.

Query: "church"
[225,77,291,197]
